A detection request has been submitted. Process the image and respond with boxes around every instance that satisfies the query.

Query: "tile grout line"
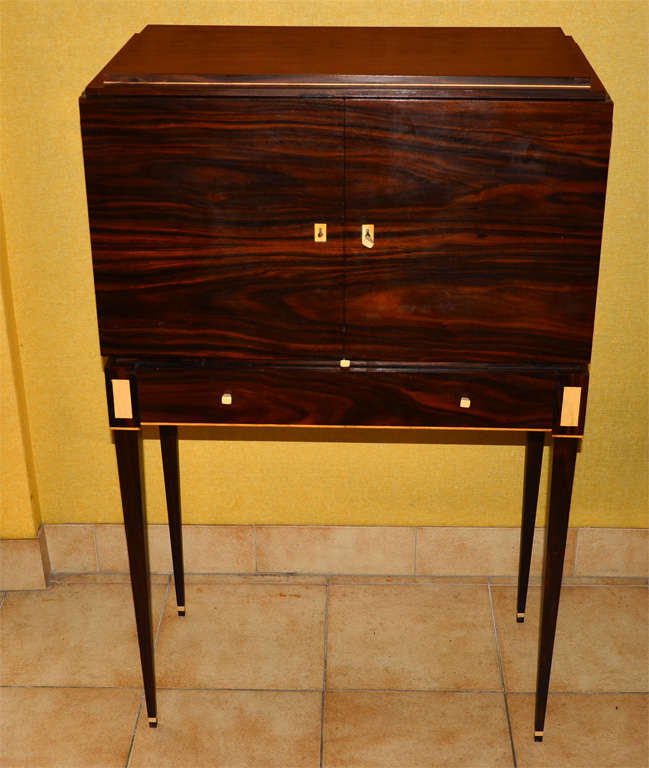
[93,524,101,572]
[572,527,580,577]
[154,576,172,648]
[488,580,518,768]
[123,575,172,767]
[413,527,418,575]
[124,695,145,768]
[1,683,644,694]
[319,579,330,768]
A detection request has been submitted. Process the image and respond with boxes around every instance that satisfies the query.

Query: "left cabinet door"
[81,97,345,360]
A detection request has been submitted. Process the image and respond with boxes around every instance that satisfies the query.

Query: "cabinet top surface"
[85,25,606,98]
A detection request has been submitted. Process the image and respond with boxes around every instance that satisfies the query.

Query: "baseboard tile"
[0,534,48,590]
[22,524,649,587]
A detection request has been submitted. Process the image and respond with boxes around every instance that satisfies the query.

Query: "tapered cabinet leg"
[160,426,185,616]
[534,437,578,741]
[516,432,545,622]
[114,430,157,727]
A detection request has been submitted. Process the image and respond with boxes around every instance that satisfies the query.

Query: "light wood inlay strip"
[560,386,582,427]
[111,379,133,419]
[141,422,551,431]
[104,80,591,89]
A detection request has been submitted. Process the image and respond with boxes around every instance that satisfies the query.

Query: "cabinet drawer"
[131,366,556,429]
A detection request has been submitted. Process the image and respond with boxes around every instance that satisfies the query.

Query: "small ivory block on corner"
[560,386,581,427]
[111,379,133,419]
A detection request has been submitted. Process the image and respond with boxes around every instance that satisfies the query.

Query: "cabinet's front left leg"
[114,429,157,727]
[516,431,545,622]
[160,425,185,616]
[534,436,578,742]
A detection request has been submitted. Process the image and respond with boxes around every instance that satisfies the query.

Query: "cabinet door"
[344,99,612,364]
[82,98,344,360]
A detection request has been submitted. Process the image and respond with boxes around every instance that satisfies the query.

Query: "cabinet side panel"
[80,97,345,359]
[345,99,612,364]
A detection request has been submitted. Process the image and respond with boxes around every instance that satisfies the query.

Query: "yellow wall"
[1,1,647,532]
[0,199,40,538]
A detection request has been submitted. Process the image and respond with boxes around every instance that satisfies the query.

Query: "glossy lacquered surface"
[81,97,344,360]
[133,365,557,428]
[82,96,611,364]
[344,99,612,363]
[86,25,606,99]
[81,25,612,736]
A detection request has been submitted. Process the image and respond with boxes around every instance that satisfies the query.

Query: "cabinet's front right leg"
[114,429,157,727]
[534,436,578,741]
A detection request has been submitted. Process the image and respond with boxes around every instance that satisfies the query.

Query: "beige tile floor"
[0,574,647,768]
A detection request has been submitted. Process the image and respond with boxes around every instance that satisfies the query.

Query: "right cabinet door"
[344,99,612,364]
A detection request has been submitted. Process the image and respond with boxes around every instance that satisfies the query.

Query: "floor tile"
[256,525,414,575]
[508,693,648,767]
[324,691,513,767]
[155,583,326,689]
[327,584,502,690]
[130,689,321,768]
[0,582,167,687]
[492,586,648,691]
[0,686,141,768]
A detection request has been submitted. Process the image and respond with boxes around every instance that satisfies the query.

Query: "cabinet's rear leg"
[516,431,545,622]
[160,425,185,616]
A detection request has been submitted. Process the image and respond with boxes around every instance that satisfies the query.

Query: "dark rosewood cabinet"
[80,26,612,738]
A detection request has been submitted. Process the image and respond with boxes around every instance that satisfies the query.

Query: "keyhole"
[318,228,323,238]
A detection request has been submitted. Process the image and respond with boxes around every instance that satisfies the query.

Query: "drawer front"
[132,367,556,429]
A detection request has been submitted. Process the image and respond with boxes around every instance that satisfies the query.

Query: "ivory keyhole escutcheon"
[460,396,471,409]
[221,393,232,405]
[362,224,374,248]
[314,223,327,242]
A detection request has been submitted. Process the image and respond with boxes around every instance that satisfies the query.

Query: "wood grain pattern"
[133,365,557,428]
[81,97,345,359]
[344,99,612,364]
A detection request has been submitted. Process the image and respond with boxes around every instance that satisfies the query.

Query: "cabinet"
[80,25,613,739]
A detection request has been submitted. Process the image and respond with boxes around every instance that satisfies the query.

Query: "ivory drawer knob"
[460,396,471,409]
[221,393,232,405]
